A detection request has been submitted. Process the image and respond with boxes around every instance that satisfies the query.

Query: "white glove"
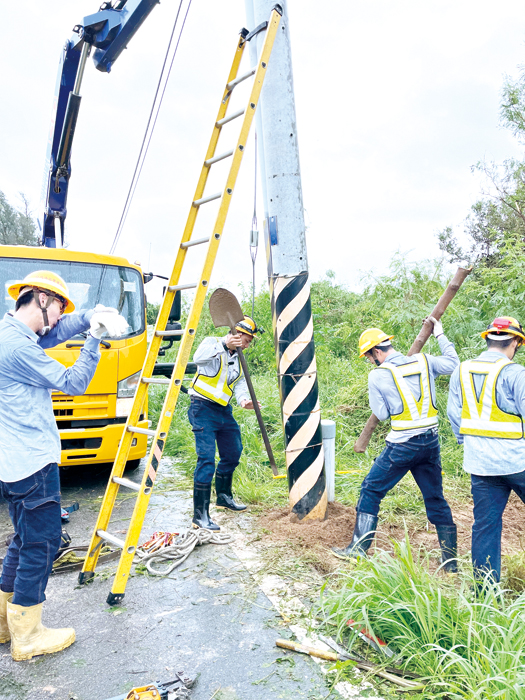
[90,309,129,339]
[429,316,444,338]
[92,304,118,315]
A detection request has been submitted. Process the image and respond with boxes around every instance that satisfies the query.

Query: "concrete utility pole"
[245,0,327,521]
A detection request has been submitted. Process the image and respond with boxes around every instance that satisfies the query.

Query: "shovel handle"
[236,348,280,477]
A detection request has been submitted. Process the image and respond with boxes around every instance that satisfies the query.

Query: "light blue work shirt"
[0,311,100,482]
[369,335,459,443]
[447,350,525,476]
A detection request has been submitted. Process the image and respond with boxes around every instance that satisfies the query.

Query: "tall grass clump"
[318,537,525,699]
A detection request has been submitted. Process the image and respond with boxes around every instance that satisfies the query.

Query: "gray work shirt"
[0,312,100,482]
[369,335,459,443]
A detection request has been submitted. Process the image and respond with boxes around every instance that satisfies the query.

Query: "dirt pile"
[259,502,356,550]
[259,494,525,561]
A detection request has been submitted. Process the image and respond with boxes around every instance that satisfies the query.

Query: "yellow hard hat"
[481,316,525,345]
[235,316,258,338]
[358,328,394,358]
[8,270,75,314]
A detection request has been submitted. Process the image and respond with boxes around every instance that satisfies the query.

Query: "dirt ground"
[259,495,525,572]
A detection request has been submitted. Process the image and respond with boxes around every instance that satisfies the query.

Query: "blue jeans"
[188,397,243,484]
[471,471,525,582]
[0,463,62,607]
[357,431,454,526]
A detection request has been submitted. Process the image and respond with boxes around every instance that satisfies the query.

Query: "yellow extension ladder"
[79,6,282,605]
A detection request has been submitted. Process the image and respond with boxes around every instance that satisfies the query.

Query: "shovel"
[209,288,280,477]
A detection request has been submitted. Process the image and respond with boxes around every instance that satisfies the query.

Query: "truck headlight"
[117,371,141,398]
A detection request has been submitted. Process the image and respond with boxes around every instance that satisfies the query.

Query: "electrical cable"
[109,0,193,255]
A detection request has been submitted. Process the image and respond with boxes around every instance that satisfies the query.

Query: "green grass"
[317,536,525,699]
[145,256,525,698]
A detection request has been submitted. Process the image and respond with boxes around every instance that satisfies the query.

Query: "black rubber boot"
[192,483,220,531]
[215,472,247,512]
[332,512,378,560]
[436,524,458,573]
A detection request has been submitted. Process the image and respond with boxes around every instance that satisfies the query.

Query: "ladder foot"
[106,592,125,606]
[78,571,95,585]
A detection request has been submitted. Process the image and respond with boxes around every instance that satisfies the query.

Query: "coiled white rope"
[136,528,234,576]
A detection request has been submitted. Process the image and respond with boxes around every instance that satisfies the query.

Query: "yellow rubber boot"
[0,591,12,643]
[7,601,75,661]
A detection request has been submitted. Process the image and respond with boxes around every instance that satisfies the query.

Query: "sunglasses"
[51,294,68,313]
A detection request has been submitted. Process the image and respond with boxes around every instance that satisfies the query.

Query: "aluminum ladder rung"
[97,530,125,549]
[192,192,221,207]
[216,108,245,127]
[205,149,234,167]
[112,476,142,492]
[226,67,256,90]
[180,236,210,249]
[127,425,156,437]
[141,377,171,385]
[155,329,184,337]
[168,283,197,292]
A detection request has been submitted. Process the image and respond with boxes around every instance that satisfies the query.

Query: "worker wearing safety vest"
[333,318,459,570]
[0,270,127,661]
[188,316,260,531]
[447,316,525,584]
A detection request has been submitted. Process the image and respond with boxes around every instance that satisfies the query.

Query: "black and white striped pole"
[245,0,327,520]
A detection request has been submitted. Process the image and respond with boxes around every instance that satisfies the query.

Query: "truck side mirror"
[162,287,181,322]
[169,290,181,322]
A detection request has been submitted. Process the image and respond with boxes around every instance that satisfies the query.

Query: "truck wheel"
[125,459,141,472]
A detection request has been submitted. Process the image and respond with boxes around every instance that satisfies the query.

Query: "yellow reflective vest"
[459,357,523,439]
[380,354,439,431]
[190,348,244,406]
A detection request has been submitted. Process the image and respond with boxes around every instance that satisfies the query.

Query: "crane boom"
[41,0,159,247]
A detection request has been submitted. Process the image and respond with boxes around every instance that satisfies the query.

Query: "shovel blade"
[209,288,244,330]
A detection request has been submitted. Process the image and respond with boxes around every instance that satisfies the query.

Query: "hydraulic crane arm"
[41,0,159,248]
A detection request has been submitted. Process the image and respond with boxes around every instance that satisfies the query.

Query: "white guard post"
[321,420,336,502]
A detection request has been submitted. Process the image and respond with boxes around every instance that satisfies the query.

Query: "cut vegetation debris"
[317,536,525,700]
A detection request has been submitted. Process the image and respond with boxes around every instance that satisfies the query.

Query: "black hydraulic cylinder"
[56,93,82,173]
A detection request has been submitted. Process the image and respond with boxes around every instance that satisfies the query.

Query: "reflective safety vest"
[190,348,243,406]
[380,354,439,431]
[459,357,523,439]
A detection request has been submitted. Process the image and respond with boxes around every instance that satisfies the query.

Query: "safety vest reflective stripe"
[381,354,438,432]
[190,350,243,406]
[459,357,523,438]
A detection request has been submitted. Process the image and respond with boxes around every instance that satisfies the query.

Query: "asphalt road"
[0,461,328,700]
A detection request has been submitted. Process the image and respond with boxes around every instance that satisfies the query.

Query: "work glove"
[92,303,118,314]
[429,316,444,338]
[90,308,128,339]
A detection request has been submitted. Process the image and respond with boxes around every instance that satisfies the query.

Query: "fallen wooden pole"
[353,266,472,453]
[275,639,425,690]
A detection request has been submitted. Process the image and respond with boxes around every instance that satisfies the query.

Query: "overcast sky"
[1,1,525,303]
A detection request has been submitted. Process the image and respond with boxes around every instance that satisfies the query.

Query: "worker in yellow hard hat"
[333,317,459,570]
[0,270,128,661]
[188,315,262,531]
[447,316,525,585]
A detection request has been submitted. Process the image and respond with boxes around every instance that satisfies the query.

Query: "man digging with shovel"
[188,315,260,531]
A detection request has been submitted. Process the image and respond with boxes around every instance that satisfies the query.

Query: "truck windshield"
[0,258,145,338]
